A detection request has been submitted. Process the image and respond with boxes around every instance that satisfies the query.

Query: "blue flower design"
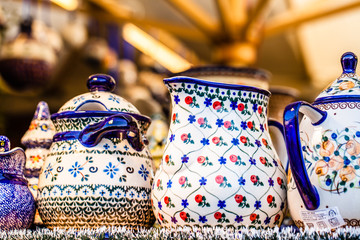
[108,95,120,103]
[254,200,262,209]
[216,119,224,127]
[273,159,278,167]
[188,115,196,123]
[241,121,247,130]
[235,215,243,223]
[326,178,332,186]
[249,158,256,165]
[174,95,180,104]
[230,101,237,110]
[260,124,264,132]
[268,177,274,186]
[44,163,53,178]
[158,201,162,210]
[357,131,360,137]
[204,98,212,107]
[231,138,239,146]
[167,180,172,188]
[181,199,189,208]
[255,140,261,147]
[238,177,246,185]
[199,177,207,185]
[138,164,149,181]
[68,161,83,178]
[217,200,226,209]
[181,155,189,163]
[201,138,210,146]
[264,217,271,225]
[171,217,178,224]
[169,134,175,142]
[103,162,119,178]
[218,157,226,165]
[199,216,207,223]
[103,143,110,150]
[252,103,258,112]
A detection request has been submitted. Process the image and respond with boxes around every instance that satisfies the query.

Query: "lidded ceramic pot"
[284,52,360,229]
[0,136,36,230]
[37,74,155,229]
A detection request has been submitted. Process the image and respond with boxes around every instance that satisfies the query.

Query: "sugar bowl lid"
[315,52,360,102]
[56,74,141,115]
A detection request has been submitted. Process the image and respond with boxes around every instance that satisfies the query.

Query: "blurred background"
[1,0,360,148]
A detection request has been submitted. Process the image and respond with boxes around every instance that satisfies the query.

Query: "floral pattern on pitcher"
[151,80,287,228]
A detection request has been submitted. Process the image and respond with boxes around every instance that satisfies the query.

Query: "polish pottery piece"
[284,52,360,229]
[0,136,36,230]
[151,76,287,228]
[37,74,154,229]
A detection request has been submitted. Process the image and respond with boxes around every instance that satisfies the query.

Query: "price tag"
[300,206,346,229]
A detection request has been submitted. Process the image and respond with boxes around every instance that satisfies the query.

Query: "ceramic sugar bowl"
[0,136,36,230]
[284,52,360,229]
[37,74,155,229]
[152,76,288,228]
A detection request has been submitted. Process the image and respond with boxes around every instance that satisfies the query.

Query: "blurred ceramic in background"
[268,86,299,123]
[0,136,36,230]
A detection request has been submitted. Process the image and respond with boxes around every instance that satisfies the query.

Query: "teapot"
[151,73,288,228]
[284,52,360,229]
[37,74,155,229]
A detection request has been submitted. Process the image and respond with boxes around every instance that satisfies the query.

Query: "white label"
[300,207,346,229]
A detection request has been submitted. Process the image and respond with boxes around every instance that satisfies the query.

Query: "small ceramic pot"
[37,74,155,229]
[0,136,36,230]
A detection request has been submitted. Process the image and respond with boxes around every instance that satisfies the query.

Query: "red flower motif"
[215,175,224,184]
[275,214,280,222]
[250,213,257,221]
[238,103,245,111]
[165,155,170,163]
[195,194,203,203]
[180,211,187,221]
[197,117,205,125]
[258,106,262,114]
[214,212,222,220]
[234,194,243,203]
[197,156,205,164]
[212,137,220,144]
[229,154,237,162]
[164,196,169,205]
[213,101,222,110]
[267,195,273,204]
[260,157,266,164]
[179,176,186,185]
[172,113,176,122]
[185,96,193,104]
[250,175,258,183]
[224,121,231,129]
[277,177,283,185]
[159,213,163,221]
[157,179,161,187]
[262,138,268,146]
[181,134,188,141]
[247,121,253,129]
[240,136,247,143]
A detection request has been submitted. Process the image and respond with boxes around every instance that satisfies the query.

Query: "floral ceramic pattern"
[319,73,360,98]
[152,80,287,228]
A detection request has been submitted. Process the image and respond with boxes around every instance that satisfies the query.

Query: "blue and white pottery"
[284,52,360,229]
[151,75,288,228]
[0,135,36,230]
[37,74,155,229]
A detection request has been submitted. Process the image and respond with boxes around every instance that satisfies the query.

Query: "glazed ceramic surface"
[37,74,154,229]
[151,76,287,228]
[0,136,36,230]
[284,52,360,229]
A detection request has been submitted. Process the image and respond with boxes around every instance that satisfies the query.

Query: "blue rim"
[51,111,151,123]
[314,95,360,105]
[164,76,271,97]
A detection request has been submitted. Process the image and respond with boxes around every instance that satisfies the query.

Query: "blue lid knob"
[0,136,10,152]
[87,74,116,92]
[341,52,357,74]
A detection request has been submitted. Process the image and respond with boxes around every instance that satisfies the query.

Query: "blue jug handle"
[283,101,327,210]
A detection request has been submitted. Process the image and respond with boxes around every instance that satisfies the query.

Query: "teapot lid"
[56,74,141,115]
[315,52,360,102]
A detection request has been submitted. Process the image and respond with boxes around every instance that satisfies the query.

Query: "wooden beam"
[166,0,220,40]
[86,0,208,43]
[265,0,360,37]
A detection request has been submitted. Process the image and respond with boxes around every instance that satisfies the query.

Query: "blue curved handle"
[79,113,147,151]
[283,101,327,210]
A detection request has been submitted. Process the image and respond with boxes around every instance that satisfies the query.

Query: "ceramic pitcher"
[284,52,360,229]
[151,76,287,228]
[37,74,155,229]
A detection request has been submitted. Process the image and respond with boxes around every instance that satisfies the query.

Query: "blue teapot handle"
[283,101,327,210]
[79,113,148,151]
[268,119,288,173]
